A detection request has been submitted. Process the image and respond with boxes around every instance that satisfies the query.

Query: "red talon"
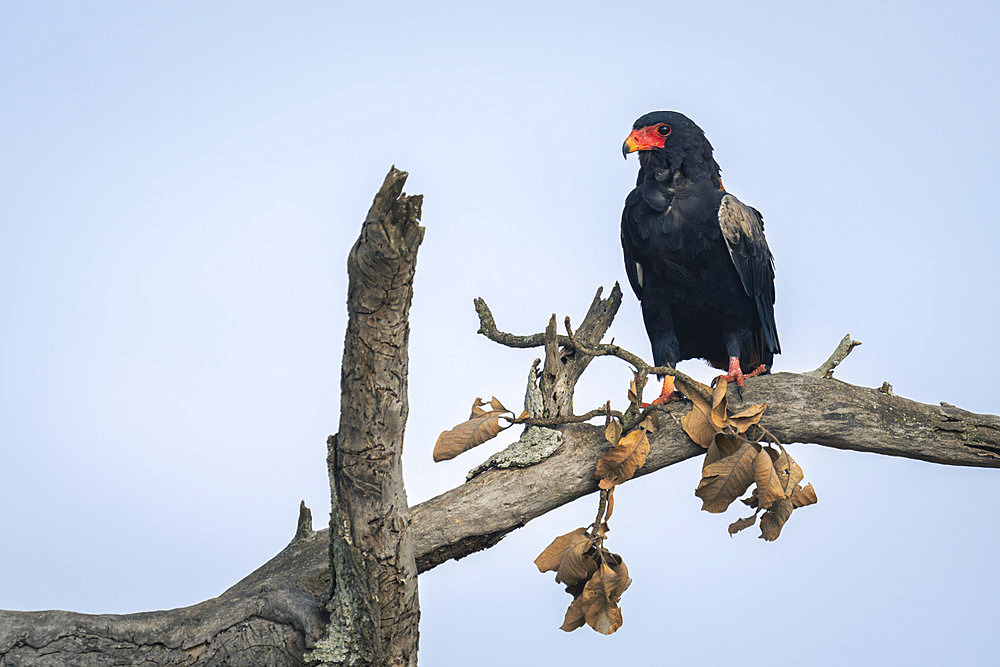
[641,375,683,407]
[718,356,768,388]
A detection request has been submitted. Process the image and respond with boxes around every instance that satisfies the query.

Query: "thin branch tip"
[808,333,863,379]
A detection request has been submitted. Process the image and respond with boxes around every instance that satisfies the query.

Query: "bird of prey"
[621,111,779,405]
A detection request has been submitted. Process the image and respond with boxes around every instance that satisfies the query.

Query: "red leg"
[641,375,682,407]
[719,357,768,388]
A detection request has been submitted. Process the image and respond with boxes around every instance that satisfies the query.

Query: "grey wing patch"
[718,194,781,354]
[718,194,772,298]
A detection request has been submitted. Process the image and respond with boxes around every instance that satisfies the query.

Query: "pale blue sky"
[2,2,999,665]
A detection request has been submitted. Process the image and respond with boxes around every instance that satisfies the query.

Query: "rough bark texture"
[307,168,424,666]
[410,370,1000,570]
[1,371,998,664]
[537,285,621,418]
[0,528,329,667]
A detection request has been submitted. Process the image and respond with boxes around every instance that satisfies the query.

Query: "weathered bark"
[536,285,621,417]
[0,527,329,667]
[410,370,1000,569]
[307,167,424,666]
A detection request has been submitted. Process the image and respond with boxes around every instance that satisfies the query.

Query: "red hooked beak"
[622,125,668,158]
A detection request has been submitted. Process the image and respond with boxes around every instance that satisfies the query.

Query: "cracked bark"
[307,167,423,666]
[1,171,999,665]
[536,285,621,418]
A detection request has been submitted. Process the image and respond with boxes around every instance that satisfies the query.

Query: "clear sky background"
[2,2,999,665]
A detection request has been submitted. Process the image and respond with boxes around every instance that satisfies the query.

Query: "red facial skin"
[625,123,671,151]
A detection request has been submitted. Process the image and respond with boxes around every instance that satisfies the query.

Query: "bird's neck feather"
[639,146,721,184]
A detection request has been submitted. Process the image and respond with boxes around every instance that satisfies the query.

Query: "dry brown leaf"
[710,379,729,430]
[560,596,586,632]
[791,483,818,508]
[760,498,794,541]
[705,434,747,466]
[695,442,757,513]
[728,514,757,536]
[639,412,658,433]
[594,429,650,489]
[628,375,647,406]
[773,449,805,496]
[753,448,787,509]
[469,397,489,419]
[487,396,508,413]
[677,375,721,448]
[534,528,596,586]
[433,405,512,462]
[729,403,767,433]
[680,405,719,449]
[673,374,713,409]
[557,550,596,587]
[587,601,623,636]
[605,419,622,446]
[603,559,632,600]
[580,561,631,635]
[681,379,733,448]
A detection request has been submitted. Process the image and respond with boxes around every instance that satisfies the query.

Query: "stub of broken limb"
[467,360,563,480]
[806,334,862,379]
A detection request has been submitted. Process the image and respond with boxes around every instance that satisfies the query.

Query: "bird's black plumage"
[621,111,779,382]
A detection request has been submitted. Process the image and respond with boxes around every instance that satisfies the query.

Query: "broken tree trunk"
[307,167,424,666]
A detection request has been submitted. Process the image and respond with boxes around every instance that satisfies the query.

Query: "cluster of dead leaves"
[534,527,632,634]
[674,375,818,540]
[535,388,658,635]
[432,397,525,462]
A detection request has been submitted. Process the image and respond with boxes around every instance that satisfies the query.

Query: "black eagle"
[621,111,780,404]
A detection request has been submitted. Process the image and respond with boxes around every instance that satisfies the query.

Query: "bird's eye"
[656,124,671,137]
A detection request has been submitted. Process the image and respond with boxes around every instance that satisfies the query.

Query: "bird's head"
[623,111,719,182]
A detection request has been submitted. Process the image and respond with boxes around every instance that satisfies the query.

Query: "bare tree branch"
[412,369,1000,571]
[5,368,995,664]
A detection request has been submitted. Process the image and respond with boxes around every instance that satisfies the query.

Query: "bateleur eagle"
[621,111,780,404]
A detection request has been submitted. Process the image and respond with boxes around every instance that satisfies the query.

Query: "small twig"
[475,296,701,388]
[475,298,568,348]
[514,407,625,427]
[637,402,683,423]
[564,316,684,379]
[758,426,784,449]
[590,489,610,539]
[807,334,862,379]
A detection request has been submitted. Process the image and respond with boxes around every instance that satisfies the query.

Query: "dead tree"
[1,168,997,666]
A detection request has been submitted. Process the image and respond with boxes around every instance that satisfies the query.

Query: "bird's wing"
[620,190,645,298]
[718,194,780,353]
